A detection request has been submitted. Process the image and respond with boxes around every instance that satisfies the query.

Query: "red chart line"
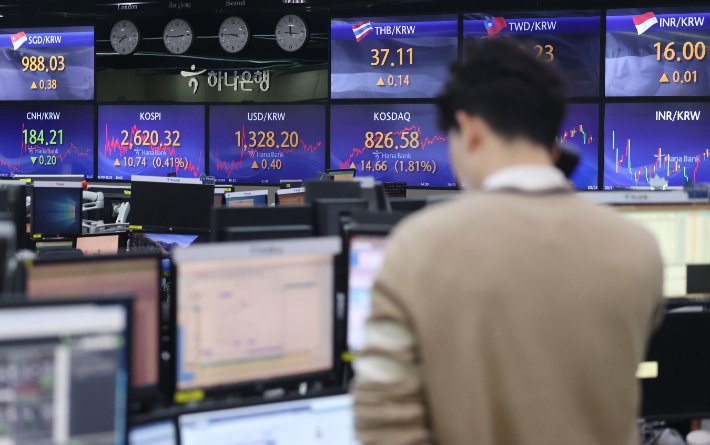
[104,125,202,177]
[0,124,91,176]
[213,125,323,179]
[337,125,448,169]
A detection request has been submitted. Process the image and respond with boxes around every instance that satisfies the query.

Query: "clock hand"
[166,34,185,38]
[222,33,242,37]
[118,36,127,43]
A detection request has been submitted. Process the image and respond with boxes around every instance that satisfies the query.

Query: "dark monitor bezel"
[169,242,345,404]
[129,180,215,232]
[342,226,393,358]
[0,297,133,444]
[26,252,166,408]
[30,184,83,238]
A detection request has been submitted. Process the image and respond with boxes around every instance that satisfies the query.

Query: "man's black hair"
[436,39,567,151]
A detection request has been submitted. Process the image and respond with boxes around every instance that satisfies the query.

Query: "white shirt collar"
[481,165,570,192]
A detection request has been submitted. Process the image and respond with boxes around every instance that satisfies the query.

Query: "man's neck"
[478,140,554,186]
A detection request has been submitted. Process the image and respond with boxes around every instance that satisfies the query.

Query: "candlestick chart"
[556,103,599,190]
[604,103,710,189]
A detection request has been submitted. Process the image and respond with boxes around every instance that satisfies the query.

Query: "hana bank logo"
[352,21,373,42]
[11,31,27,50]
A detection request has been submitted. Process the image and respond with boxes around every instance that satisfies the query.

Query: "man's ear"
[454,110,483,154]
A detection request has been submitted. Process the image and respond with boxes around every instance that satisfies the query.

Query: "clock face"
[111,20,140,55]
[164,18,194,55]
[219,16,250,54]
[275,15,308,52]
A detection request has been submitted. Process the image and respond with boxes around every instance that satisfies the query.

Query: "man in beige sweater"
[351,40,664,445]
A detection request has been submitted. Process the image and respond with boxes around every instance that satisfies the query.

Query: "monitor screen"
[179,394,357,445]
[276,187,306,206]
[0,26,94,100]
[32,181,82,236]
[174,237,339,392]
[331,15,458,99]
[640,310,710,419]
[130,177,214,230]
[0,302,129,444]
[129,421,177,445]
[330,104,456,188]
[348,234,388,352]
[617,205,710,297]
[26,255,162,389]
[606,7,710,97]
[464,10,600,97]
[0,105,94,178]
[209,105,326,184]
[557,103,600,190]
[604,102,710,189]
[131,232,208,257]
[76,234,120,256]
[225,190,268,208]
[98,105,205,180]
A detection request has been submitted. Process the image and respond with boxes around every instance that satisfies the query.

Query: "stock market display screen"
[330,104,456,188]
[604,102,710,189]
[464,11,601,97]
[0,26,94,100]
[98,105,205,180]
[330,15,458,99]
[557,103,600,190]
[0,105,94,178]
[607,7,710,96]
[209,105,326,184]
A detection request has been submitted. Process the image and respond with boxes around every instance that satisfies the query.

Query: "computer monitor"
[347,231,389,353]
[210,206,314,242]
[280,180,303,189]
[35,239,75,251]
[15,174,85,184]
[640,309,710,420]
[0,300,130,445]
[129,420,177,445]
[314,199,368,237]
[326,168,356,182]
[173,237,340,394]
[0,181,29,250]
[31,181,82,236]
[130,176,214,231]
[214,187,229,207]
[383,182,407,198]
[225,190,268,208]
[76,233,129,256]
[179,393,356,445]
[25,254,162,395]
[130,231,208,257]
[617,205,710,297]
[276,187,306,207]
[305,181,361,204]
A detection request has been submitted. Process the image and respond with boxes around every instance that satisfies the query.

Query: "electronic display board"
[464,11,600,97]
[604,102,710,189]
[607,7,710,96]
[557,103,599,190]
[331,15,458,99]
[330,104,456,188]
[209,105,326,184]
[0,105,94,178]
[98,105,205,181]
[0,26,94,100]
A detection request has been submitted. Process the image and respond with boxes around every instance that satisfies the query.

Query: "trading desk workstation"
[2,0,710,443]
